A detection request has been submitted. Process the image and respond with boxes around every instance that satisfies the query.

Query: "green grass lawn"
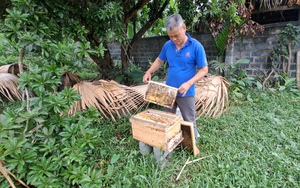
[0,90,299,187]
[101,90,300,187]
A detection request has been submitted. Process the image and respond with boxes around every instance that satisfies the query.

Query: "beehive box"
[130,109,183,152]
[144,81,178,109]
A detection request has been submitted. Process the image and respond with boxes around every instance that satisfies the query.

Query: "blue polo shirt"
[158,33,208,97]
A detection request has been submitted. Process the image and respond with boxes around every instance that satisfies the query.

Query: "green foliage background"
[0,0,300,187]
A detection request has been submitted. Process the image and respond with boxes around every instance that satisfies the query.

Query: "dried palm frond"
[94,80,147,116]
[0,63,27,75]
[69,80,148,121]
[288,0,300,5]
[195,76,230,119]
[258,0,285,9]
[58,72,82,91]
[0,73,22,102]
[0,160,29,188]
[130,84,148,95]
[68,81,112,119]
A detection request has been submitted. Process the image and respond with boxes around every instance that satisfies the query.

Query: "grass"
[98,90,300,187]
[1,89,299,187]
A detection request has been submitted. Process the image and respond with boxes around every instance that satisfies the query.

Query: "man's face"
[167,24,186,46]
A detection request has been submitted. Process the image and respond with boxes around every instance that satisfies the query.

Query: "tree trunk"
[89,42,114,79]
[287,42,292,77]
[121,0,169,70]
[121,41,130,70]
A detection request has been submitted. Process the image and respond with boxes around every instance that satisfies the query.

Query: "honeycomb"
[145,82,178,108]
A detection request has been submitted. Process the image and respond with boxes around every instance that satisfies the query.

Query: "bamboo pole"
[186,155,212,164]
[176,158,190,181]
[176,155,212,181]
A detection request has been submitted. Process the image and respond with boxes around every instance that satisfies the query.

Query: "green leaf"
[34,117,45,124]
[279,86,286,91]
[284,77,296,86]
[234,58,250,65]
[15,117,27,124]
[110,154,120,164]
[256,81,263,90]
[152,75,159,81]
[107,164,114,176]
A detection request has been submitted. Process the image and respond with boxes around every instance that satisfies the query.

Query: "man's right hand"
[142,58,163,83]
[143,71,151,83]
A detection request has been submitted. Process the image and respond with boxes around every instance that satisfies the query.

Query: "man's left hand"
[178,82,192,96]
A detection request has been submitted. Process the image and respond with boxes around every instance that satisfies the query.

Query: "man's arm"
[143,58,164,83]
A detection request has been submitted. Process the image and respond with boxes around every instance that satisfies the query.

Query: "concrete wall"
[109,21,300,77]
[108,32,218,71]
[225,21,300,77]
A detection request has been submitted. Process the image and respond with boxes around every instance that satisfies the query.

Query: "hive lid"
[144,81,178,108]
[130,109,182,128]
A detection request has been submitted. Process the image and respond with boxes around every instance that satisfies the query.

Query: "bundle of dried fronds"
[288,0,300,5]
[0,63,27,74]
[195,76,229,118]
[258,0,284,9]
[58,72,82,91]
[0,160,29,188]
[257,0,300,9]
[69,80,148,121]
[0,73,22,102]
[0,63,29,102]
[130,84,148,96]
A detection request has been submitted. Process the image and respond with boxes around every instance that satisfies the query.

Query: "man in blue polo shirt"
[141,14,209,167]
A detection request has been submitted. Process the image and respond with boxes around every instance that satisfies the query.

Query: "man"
[140,14,208,166]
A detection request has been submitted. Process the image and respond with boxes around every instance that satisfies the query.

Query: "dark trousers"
[164,96,199,138]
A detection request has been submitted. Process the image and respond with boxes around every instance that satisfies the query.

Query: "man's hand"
[143,71,152,83]
[178,82,192,96]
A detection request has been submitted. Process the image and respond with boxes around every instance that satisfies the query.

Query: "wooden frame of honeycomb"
[144,81,178,109]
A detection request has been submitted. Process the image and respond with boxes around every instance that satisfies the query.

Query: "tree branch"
[127,0,169,54]
[123,0,150,24]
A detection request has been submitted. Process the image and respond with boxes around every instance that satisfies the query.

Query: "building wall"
[108,32,219,71]
[225,21,300,77]
[109,21,300,77]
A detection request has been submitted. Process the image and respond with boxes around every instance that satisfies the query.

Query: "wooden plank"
[131,119,167,149]
[180,121,200,157]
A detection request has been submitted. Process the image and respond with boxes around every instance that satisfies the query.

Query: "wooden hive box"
[130,109,183,152]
